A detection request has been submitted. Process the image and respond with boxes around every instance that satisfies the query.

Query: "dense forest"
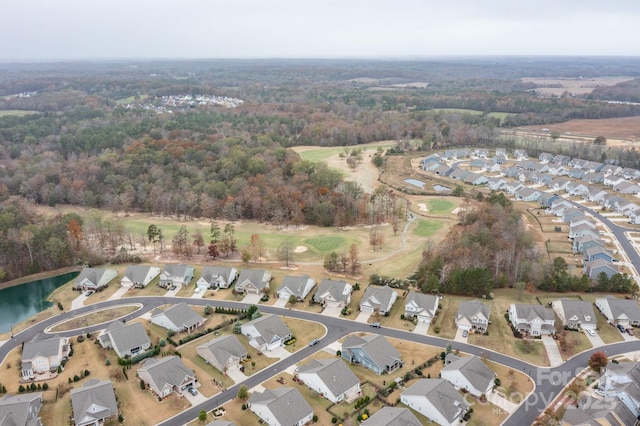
[1,57,640,281]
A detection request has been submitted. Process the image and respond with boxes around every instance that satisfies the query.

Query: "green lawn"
[297,143,395,163]
[304,236,345,252]
[426,199,455,214]
[413,219,444,237]
[432,108,512,121]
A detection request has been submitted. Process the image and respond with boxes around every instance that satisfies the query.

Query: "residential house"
[449,168,468,181]
[0,393,43,426]
[504,181,524,195]
[586,187,608,203]
[341,334,402,375]
[98,322,151,358]
[568,217,595,231]
[613,181,640,194]
[493,154,507,165]
[562,399,636,426]
[569,183,589,197]
[404,292,439,323]
[514,187,541,202]
[517,170,536,183]
[551,177,571,191]
[456,300,490,333]
[150,302,206,333]
[137,356,196,399]
[420,155,441,170]
[539,152,554,163]
[538,193,559,208]
[513,149,528,160]
[584,246,614,263]
[593,360,640,422]
[359,285,398,315]
[495,148,507,157]
[584,161,604,172]
[567,168,585,179]
[486,177,507,191]
[421,160,442,172]
[582,172,604,184]
[197,335,247,374]
[553,155,571,165]
[585,259,618,279]
[241,314,292,352]
[601,164,622,176]
[433,163,454,177]
[508,304,556,336]
[562,208,584,224]
[622,167,640,180]
[441,354,496,397]
[595,297,640,327]
[73,268,118,292]
[572,235,605,254]
[21,334,70,381]
[70,379,118,426]
[603,194,626,210]
[248,387,313,426]
[502,166,520,178]
[313,279,352,308]
[296,358,360,403]
[549,199,572,216]
[276,275,315,301]
[481,161,501,173]
[630,212,640,225]
[159,264,194,288]
[474,148,489,158]
[235,269,271,295]
[551,299,597,330]
[605,175,627,188]
[196,266,238,290]
[120,265,160,288]
[548,165,569,176]
[360,407,422,426]
[463,172,488,186]
[570,224,600,241]
[469,158,484,169]
[538,174,553,186]
[400,379,469,426]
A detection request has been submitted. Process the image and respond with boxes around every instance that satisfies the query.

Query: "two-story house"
[456,300,491,333]
[508,304,556,336]
[404,292,439,323]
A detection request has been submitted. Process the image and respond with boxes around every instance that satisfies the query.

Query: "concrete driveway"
[107,286,129,301]
[453,327,468,343]
[273,298,287,308]
[225,364,247,383]
[542,335,563,367]
[412,321,430,335]
[71,293,88,310]
[263,346,291,359]
[164,285,181,297]
[183,387,207,406]
[355,311,371,323]
[242,293,261,304]
[584,330,605,347]
[321,304,342,317]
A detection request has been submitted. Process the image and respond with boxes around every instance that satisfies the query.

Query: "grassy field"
[426,199,455,214]
[293,142,395,163]
[432,108,513,121]
[0,110,39,117]
[305,236,346,252]
[413,219,444,237]
[48,305,140,332]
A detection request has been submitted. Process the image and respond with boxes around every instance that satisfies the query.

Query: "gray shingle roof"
[554,299,596,324]
[314,279,351,304]
[162,264,193,279]
[598,297,640,322]
[242,315,291,346]
[205,421,235,426]
[22,335,66,361]
[276,275,314,299]
[512,304,555,322]
[342,334,401,370]
[405,291,438,316]
[402,379,469,423]
[197,335,247,369]
[200,266,236,285]
[563,399,635,426]
[248,387,312,426]
[137,356,194,394]
[0,393,42,426]
[360,407,421,426]
[70,379,118,426]
[360,285,397,311]
[123,265,155,283]
[101,322,150,355]
[297,358,359,398]
[151,303,204,330]
[442,355,495,394]
[236,269,270,291]
[74,268,116,289]
[457,300,490,322]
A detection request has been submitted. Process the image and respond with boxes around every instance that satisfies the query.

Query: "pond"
[433,184,451,192]
[0,271,78,334]
[404,178,426,188]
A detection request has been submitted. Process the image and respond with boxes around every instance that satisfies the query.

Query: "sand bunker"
[417,203,429,212]
[451,207,465,215]
[294,246,308,253]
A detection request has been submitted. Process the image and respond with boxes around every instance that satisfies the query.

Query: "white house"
[441,354,496,397]
[235,269,271,295]
[120,265,160,288]
[296,358,360,403]
[404,292,439,323]
[21,334,70,381]
[73,268,118,292]
[456,300,490,333]
[359,285,398,314]
[137,356,196,400]
[551,299,597,331]
[196,266,238,290]
[241,315,291,352]
[276,275,315,301]
[159,264,194,288]
[400,379,469,426]
[595,297,640,327]
[313,279,352,308]
[248,387,313,426]
[508,304,556,336]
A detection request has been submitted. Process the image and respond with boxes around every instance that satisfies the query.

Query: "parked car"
[462,330,469,338]
[309,339,319,346]
[617,324,627,333]
[586,329,596,336]
[169,285,177,290]
[85,291,94,296]
[627,328,635,336]
[188,386,198,396]
[370,322,381,328]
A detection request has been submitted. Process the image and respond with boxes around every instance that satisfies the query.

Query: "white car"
[194,287,201,294]
[586,329,596,336]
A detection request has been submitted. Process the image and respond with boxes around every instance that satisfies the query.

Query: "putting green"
[304,236,346,252]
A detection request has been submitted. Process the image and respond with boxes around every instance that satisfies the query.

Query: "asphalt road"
[4,295,640,426]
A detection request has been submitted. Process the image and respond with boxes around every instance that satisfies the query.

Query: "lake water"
[0,271,78,334]
[404,178,426,188]
[433,184,452,192]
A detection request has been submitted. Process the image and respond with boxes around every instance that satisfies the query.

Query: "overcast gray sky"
[2,0,639,61]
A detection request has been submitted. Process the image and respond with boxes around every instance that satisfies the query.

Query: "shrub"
[84,369,90,376]
[241,404,247,411]
[73,375,80,382]
[434,326,440,334]
[313,414,318,422]
[159,339,166,347]
[77,335,85,343]
[118,414,124,423]
[18,385,25,393]
[42,383,48,390]
[105,359,111,366]
[140,380,145,390]
[332,417,338,424]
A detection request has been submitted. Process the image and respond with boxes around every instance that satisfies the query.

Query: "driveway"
[621,331,637,341]
[321,304,342,317]
[183,387,207,406]
[355,311,371,323]
[164,286,181,297]
[242,293,261,304]
[263,346,291,360]
[225,364,247,383]
[453,327,468,343]
[542,335,563,367]
[584,330,605,347]
[108,286,129,301]
[191,289,205,299]
[412,321,430,335]
[487,389,520,414]
[71,293,88,310]
[273,298,288,308]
